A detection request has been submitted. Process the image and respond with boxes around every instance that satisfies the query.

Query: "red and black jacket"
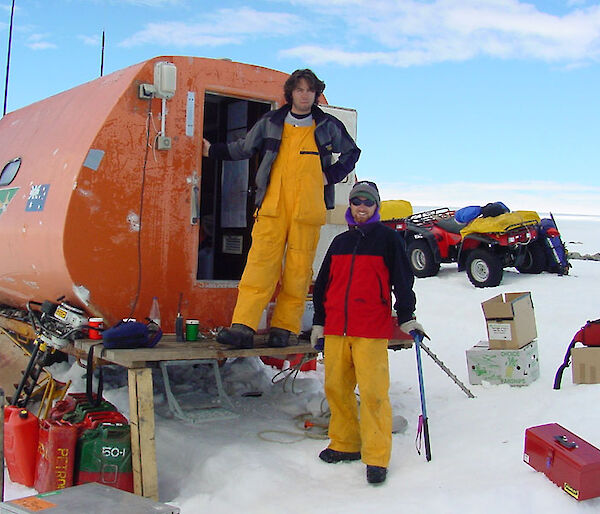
[313,222,416,339]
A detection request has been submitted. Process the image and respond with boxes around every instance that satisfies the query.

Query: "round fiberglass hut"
[0,56,357,331]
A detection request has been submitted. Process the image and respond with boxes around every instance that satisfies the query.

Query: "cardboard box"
[466,340,539,386]
[481,292,537,349]
[572,346,600,384]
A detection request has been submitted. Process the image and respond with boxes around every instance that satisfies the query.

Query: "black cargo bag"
[86,320,162,405]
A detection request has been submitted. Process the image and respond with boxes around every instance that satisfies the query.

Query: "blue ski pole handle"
[411,330,432,461]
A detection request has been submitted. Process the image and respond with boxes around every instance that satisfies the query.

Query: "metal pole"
[412,331,431,461]
[3,0,16,116]
[100,30,105,77]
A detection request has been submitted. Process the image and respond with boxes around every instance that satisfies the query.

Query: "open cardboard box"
[481,292,537,350]
[572,346,600,384]
[466,339,539,386]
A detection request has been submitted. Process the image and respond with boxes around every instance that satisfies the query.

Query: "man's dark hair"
[283,69,326,105]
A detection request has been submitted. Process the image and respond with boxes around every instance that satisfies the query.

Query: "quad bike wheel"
[466,248,503,288]
[407,239,440,278]
[516,242,547,274]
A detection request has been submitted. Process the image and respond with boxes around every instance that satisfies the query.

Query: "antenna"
[100,30,105,77]
[3,0,16,116]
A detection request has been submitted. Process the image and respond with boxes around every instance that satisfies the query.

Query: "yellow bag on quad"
[380,200,413,220]
[460,211,541,239]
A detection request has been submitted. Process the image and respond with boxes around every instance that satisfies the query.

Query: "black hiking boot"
[216,323,255,349]
[268,327,291,348]
[319,448,361,464]
[366,465,387,485]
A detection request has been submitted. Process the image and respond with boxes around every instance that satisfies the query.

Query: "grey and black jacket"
[208,104,361,209]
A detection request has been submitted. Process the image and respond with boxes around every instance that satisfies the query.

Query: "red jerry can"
[4,406,39,487]
[48,395,78,421]
[34,420,79,493]
[524,423,600,501]
[82,411,128,430]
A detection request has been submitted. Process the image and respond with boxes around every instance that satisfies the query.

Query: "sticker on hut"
[0,187,19,216]
[26,184,50,212]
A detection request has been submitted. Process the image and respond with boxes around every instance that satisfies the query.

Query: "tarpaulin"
[460,211,540,238]
[380,200,413,220]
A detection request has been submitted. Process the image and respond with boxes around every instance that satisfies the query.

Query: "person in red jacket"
[311,180,425,485]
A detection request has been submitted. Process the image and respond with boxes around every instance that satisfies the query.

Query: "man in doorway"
[202,69,360,349]
[311,180,425,485]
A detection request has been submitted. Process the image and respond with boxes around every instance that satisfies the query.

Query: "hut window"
[0,158,21,186]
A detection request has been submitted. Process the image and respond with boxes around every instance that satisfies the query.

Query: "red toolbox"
[524,423,600,501]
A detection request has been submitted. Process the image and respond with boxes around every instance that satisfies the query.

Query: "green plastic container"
[75,424,133,492]
[62,400,116,423]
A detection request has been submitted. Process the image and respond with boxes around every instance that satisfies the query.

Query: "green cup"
[185,319,199,341]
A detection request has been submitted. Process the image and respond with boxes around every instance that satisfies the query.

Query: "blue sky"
[1,0,599,215]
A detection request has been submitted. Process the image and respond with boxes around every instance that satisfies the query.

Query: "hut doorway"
[199,93,272,280]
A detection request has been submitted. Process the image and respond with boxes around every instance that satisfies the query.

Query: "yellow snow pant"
[324,335,392,468]
[231,123,325,333]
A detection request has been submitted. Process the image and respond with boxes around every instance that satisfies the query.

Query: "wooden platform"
[60,333,318,501]
[69,333,316,368]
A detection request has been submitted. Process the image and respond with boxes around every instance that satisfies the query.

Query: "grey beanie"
[349,180,381,207]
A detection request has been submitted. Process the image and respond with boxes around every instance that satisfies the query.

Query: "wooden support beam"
[128,368,158,501]
[0,316,36,341]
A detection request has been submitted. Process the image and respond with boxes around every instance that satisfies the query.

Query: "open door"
[199,94,272,280]
[313,105,358,275]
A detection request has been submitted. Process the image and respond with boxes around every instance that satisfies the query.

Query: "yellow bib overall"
[324,335,392,468]
[231,122,325,333]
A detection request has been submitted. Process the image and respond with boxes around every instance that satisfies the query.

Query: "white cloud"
[26,42,57,50]
[376,180,600,216]
[25,33,57,50]
[122,0,181,5]
[77,34,101,46]
[113,1,600,67]
[119,7,301,48]
[0,3,18,14]
[93,0,182,5]
[280,0,600,66]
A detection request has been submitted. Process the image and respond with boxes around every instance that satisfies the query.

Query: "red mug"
[88,317,103,340]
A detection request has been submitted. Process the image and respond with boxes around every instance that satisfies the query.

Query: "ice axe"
[412,330,432,461]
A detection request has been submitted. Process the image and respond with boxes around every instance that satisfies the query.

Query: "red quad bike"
[383,208,570,288]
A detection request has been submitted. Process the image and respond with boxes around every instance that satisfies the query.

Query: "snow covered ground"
[4,214,600,513]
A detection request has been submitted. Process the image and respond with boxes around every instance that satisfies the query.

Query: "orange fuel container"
[4,406,39,487]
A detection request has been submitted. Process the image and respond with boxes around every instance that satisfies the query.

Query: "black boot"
[268,327,291,348]
[216,323,254,349]
[366,465,387,484]
[319,448,361,463]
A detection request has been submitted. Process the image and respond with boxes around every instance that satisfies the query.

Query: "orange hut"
[0,56,357,331]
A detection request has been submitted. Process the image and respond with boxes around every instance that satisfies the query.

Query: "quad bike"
[383,208,570,288]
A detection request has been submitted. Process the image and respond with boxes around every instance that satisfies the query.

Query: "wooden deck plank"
[128,369,143,496]
[71,334,318,368]
[128,368,158,500]
[0,316,36,341]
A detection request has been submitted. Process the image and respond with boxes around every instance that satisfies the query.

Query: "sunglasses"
[350,197,375,207]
